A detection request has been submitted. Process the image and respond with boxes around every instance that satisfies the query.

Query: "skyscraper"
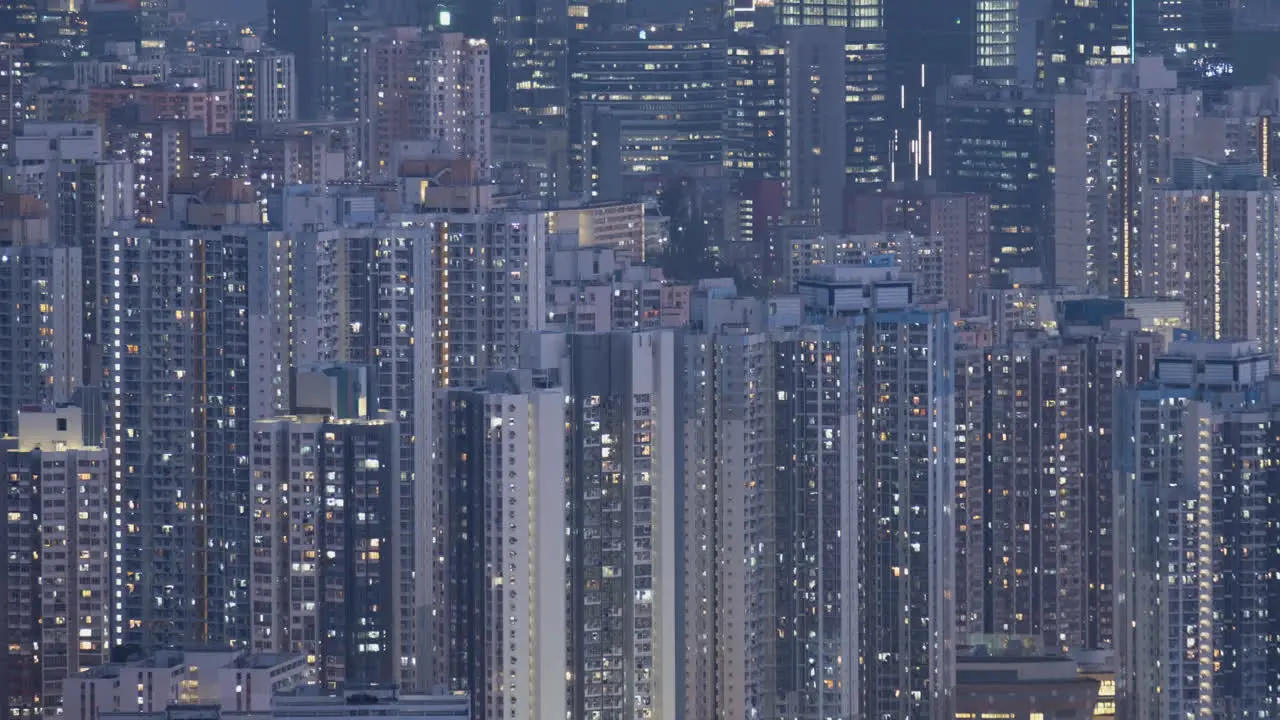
[523,330,682,720]
[1082,58,1203,297]
[1041,0,1133,87]
[682,318,775,720]
[496,0,571,119]
[2,404,109,718]
[198,39,298,125]
[1135,0,1238,103]
[797,269,956,719]
[250,367,400,688]
[569,30,727,199]
[954,322,1160,654]
[6,122,134,385]
[278,188,435,690]
[1116,340,1280,718]
[939,82,1087,287]
[1147,160,1280,362]
[267,0,328,120]
[0,214,83,435]
[442,370,567,720]
[105,183,254,650]
[362,29,490,179]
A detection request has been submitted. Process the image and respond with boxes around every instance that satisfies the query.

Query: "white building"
[1147,161,1280,361]
[270,688,469,720]
[0,236,83,435]
[250,413,400,689]
[199,37,297,124]
[681,310,773,720]
[362,29,490,179]
[4,405,109,716]
[1082,58,1206,296]
[61,650,311,720]
[521,330,681,720]
[442,371,566,720]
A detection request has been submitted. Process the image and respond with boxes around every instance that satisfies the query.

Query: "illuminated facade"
[953,326,1159,655]
[250,414,399,688]
[792,268,956,719]
[569,31,726,199]
[1116,341,1280,719]
[939,84,1087,287]
[975,0,1019,85]
[3,406,109,718]
[1146,161,1280,364]
[362,29,490,179]
[283,208,435,691]
[105,219,253,650]
[1134,0,1237,102]
[773,0,881,29]
[0,239,83,436]
[442,372,567,720]
[523,330,682,720]
[1082,58,1202,297]
[199,41,298,124]
[1042,0,1133,87]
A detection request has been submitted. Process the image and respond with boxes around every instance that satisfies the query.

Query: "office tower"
[569,30,726,199]
[491,113,571,200]
[316,9,374,130]
[846,184,991,312]
[843,31,889,189]
[1041,0,1133,87]
[442,370,567,720]
[523,330,682,720]
[0,211,83,435]
[83,0,141,55]
[1116,341,1280,719]
[1135,0,1238,103]
[727,26,849,233]
[3,404,110,718]
[766,0,879,29]
[363,29,490,179]
[496,0,570,119]
[786,267,956,719]
[939,81,1087,288]
[724,30,787,183]
[1147,160,1280,362]
[726,20,889,192]
[973,0,1056,87]
[199,38,298,124]
[953,324,1158,655]
[782,27,846,230]
[974,0,1020,85]
[1082,59,1204,297]
[250,368,399,688]
[883,0,972,182]
[267,0,328,120]
[104,183,254,650]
